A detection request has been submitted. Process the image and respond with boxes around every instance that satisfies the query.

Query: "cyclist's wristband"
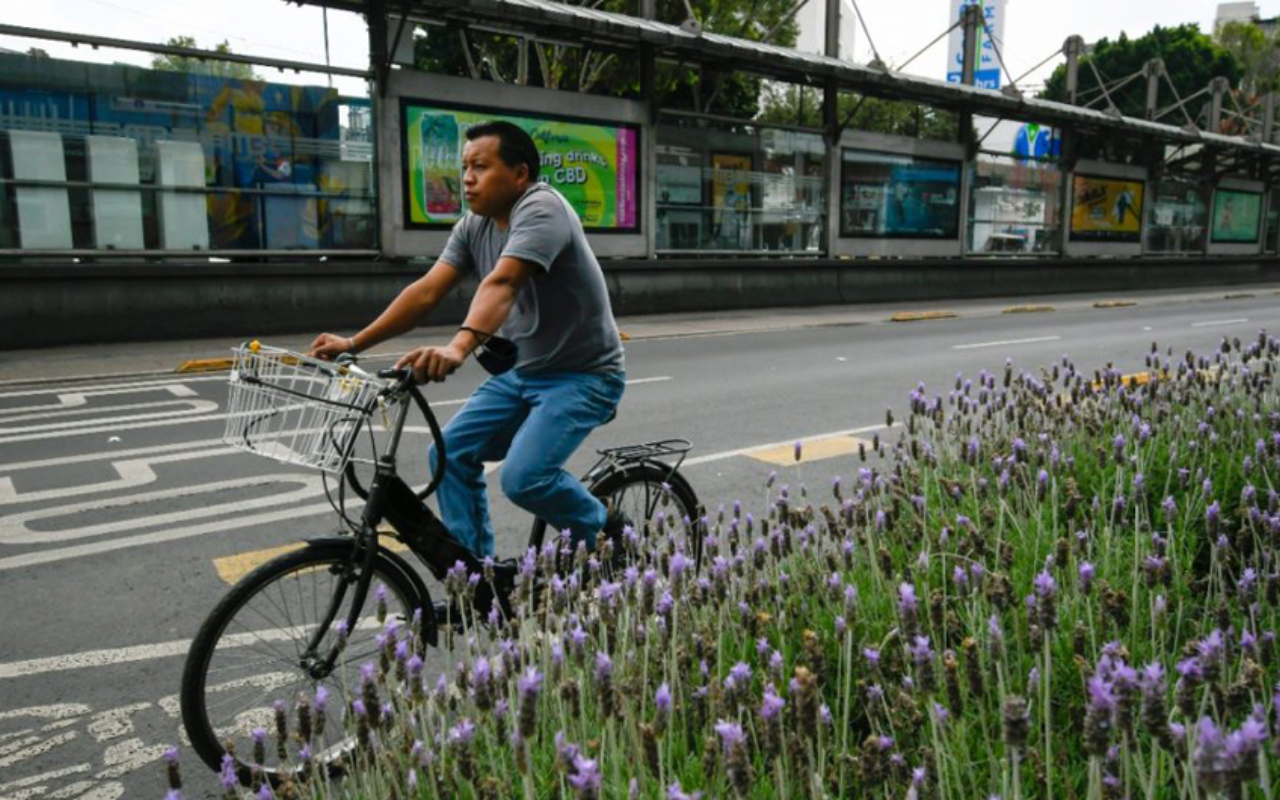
[457,325,492,353]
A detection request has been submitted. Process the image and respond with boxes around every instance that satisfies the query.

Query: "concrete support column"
[1144,58,1163,120]
[1209,76,1230,133]
[1064,35,1085,105]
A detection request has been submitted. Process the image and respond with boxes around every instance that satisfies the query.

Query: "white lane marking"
[85,704,150,744]
[1191,318,1249,327]
[0,729,77,769]
[682,423,895,467]
[0,500,346,572]
[0,376,223,400]
[0,764,91,793]
[951,335,1062,351]
[0,473,325,545]
[0,705,89,722]
[0,375,673,444]
[96,737,170,780]
[0,400,221,444]
[0,439,228,474]
[0,447,239,506]
[0,384,200,418]
[0,620,382,680]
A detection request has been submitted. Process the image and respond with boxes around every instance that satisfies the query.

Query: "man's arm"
[395,256,540,382]
[309,259,464,359]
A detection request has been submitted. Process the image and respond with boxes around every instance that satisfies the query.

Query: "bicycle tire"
[180,540,426,784]
[527,462,702,570]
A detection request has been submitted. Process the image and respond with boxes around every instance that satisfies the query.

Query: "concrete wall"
[7,256,1278,348]
[377,70,650,260]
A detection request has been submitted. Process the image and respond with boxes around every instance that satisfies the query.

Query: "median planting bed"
[168,333,1280,799]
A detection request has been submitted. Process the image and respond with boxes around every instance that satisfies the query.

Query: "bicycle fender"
[300,536,436,645]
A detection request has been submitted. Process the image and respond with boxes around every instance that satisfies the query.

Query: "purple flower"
[898,582,919,617]
[729,661,752,686]
[1034,570,1057,599]
[714,720,747,752]
[448,718,476,746]
[669,551,692,580]
[667,781,705,800]
[863,647,881,670]
[834,616,847,636]
[519,666,543,699]
[910,635,934,666]
[761,684,786,721]
[218,754,238,790]
[567,754,603,798]
[1087,676,1116,712]
[1078,561,1096,594]
[594,651,613,682]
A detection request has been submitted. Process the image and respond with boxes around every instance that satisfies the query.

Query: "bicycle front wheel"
[180,539,425,784]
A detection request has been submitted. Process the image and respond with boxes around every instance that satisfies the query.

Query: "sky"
[0,0,1274,98]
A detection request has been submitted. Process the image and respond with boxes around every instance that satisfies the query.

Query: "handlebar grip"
[378,367,410,381]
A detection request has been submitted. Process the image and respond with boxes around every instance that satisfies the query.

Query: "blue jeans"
[427,369,626,557]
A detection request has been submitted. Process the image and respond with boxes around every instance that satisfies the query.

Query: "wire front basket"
[223,342,397,474]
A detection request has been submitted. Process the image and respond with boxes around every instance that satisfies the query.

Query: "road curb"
[889,310,957,323]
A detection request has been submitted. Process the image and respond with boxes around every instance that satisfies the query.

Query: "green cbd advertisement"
[402,102,638,230]
[1211,189,1262,243]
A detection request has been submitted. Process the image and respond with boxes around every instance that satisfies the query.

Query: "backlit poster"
[401,101,639,231]
[1211,189,1262,243]
[1070,175,1144,242]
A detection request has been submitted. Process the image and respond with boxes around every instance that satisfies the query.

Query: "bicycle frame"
[301,374,695,673]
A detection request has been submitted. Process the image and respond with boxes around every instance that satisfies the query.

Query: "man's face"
[462,135,528,219]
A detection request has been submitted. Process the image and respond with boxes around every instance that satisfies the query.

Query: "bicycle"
[179,341,700,784]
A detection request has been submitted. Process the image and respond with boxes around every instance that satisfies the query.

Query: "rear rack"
[586,438,693,483]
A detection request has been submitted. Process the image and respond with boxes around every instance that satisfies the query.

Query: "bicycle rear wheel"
[529,463,702,570]
[180,539,426,784]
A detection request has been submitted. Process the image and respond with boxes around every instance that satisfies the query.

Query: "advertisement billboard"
[1069,175,1144,242]
[946,0,1006,89]
[1210,189,1262,243]
[840,150,961,239]
[401,101,639,231]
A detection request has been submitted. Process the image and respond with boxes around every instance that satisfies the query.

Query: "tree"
[1216,20,1280,97]
[151,36,259,80]
[757,83,959,140]
[1039,24,1241,122]
[413,0,802,119]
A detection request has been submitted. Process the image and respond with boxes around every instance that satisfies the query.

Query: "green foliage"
[758,84,960,140]
[1216,20,1280,96]
[198,335,1280,799]
[412,0,801,117]
[1039,24,1242,120]
[150,36,259,80]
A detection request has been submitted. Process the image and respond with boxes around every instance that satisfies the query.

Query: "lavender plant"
[173,334,1280,799]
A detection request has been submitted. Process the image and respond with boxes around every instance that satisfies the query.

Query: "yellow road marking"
[745,435,871,466]
[890,311,956,322]
[175,357,234,373]
[1094,300,1137,309]
[214,531,409,585]
[1003,305,1055,314]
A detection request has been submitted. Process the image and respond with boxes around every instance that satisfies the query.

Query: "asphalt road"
[1,290,1278,799]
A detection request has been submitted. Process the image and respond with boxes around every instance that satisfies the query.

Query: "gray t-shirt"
[440,184,624,375]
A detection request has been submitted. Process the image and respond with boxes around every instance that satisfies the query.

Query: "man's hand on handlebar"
[309,333,355,362]
[396,344,466,384]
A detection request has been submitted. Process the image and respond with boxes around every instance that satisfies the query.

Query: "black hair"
[466,120,540,182]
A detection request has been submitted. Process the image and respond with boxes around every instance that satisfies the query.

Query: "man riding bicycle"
[310,120,627,559]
